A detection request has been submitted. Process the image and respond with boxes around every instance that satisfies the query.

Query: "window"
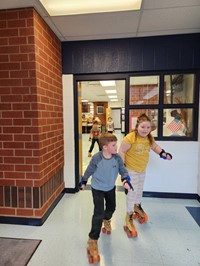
[96,106,104,114]
[129,109,158,137]
[130,76,159,105]
[163,108,193,137]
[128,73,198,140]
[164,74,194,104]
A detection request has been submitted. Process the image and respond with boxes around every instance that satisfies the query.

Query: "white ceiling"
[1,0,200,41]
[80,80,126,104]
[1,0,200,102]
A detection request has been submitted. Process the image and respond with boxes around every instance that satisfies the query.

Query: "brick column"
[0,8,64,224]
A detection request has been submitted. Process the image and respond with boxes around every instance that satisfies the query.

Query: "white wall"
[63,75,75,188]
[145,141,198,193]
[108,101,124,108]
[112,109,121,129]
[62,75,199,195]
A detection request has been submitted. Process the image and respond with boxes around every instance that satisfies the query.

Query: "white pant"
[126,169,145,214]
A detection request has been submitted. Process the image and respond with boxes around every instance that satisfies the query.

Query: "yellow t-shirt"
[123,131,153,172]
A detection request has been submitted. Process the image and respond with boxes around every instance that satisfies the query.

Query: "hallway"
[0,190,200,265]
[0,130,200,265]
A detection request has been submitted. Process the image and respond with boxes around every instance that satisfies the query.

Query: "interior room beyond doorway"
[79,80,125,175]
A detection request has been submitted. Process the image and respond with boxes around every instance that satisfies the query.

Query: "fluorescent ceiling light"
[110,99,118,102]
[81,99,88,102]
[105,90,117,94]
[100,81,116,87]
[108,95,117,98]
[39,0,142,16]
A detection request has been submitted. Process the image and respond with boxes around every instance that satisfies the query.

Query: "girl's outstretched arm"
[151,142,172,160]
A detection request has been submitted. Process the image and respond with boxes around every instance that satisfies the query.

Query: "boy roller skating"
[119,113,172,237]
[80,133,132,263]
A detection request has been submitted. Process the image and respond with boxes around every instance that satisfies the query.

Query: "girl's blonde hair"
[134,113,154,145]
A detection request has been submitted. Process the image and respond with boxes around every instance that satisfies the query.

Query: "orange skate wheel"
[133,213,138,219]
[124,226,132,238]
[123,225,127,232]
[88,255,93,264]
[93,254,100,264]
[131,230,138,237]
[139,218,144,224]
[139,213,148,224]
[144,213,148,222]
[131,225,138,237]
[127,230,132,238]
[102,227,106,233]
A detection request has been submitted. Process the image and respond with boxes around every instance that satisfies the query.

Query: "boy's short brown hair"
[99,133,117,149]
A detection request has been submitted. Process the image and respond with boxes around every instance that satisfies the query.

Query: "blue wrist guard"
[122,176,133,194]
[79,178,87,190]
[159,149,172,160]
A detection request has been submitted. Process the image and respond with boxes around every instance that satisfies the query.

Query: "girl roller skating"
[119,113,172,238]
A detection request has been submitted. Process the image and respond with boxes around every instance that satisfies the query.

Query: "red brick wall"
[0,8,64,219]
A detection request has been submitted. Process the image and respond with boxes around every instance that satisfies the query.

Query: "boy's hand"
[122,176,133,194]
[79,178,87,191]
[80,184,86,191]
[89,137,91,141]
[123,182,131,191]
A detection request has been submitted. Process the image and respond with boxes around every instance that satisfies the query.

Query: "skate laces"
[129,213,133,220]
[137,204,144,212]
[104,219,111,229]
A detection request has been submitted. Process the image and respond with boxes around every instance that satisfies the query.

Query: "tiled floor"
[0,193,199,266]
[0,131,200,266]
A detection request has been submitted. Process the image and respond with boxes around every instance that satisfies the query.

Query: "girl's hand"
[166,153,172,160]
[159,149,172,160]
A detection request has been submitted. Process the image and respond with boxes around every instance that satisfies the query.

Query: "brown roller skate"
[133,204,148,224]
[123,213,137,238]
[102,219,111,235]
[87,238,100,264]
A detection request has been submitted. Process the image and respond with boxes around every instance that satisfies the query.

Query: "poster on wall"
[130,116,138,131]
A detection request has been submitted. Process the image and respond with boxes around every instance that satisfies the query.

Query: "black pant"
[88,138,101,153]
[89,187,116,240]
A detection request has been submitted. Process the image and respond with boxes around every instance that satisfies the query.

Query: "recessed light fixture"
[105,89,117,94]
[100,81,116,87]
[110,99,118,102]
[108,95,117,98]
[39,0,142,16]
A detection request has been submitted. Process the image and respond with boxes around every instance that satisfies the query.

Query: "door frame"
[73,73,129,191]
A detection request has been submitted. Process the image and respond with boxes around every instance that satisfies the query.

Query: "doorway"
[111,108,121,129]
[77,79,125,178]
